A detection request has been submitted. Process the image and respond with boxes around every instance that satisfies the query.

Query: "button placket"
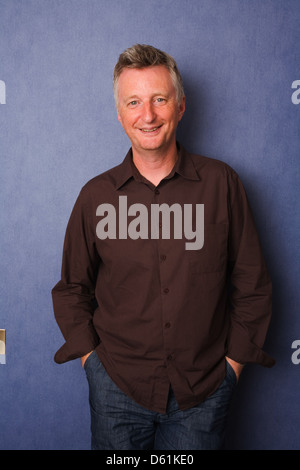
[153,186,175,367]
[160,255,174,363]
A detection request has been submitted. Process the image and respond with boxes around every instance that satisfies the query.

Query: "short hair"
[113,44,185,108]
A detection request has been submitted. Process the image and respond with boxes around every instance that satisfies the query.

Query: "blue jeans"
[84,351,237,450]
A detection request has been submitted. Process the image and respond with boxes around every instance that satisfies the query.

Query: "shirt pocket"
[188,223,228,274]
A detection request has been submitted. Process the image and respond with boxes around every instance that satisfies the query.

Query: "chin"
[138,138,166,151]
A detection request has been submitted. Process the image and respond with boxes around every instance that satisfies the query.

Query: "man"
[52,44,275,450]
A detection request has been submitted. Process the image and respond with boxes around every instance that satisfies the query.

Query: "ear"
[117,110,123,125]
[178,96,185,121]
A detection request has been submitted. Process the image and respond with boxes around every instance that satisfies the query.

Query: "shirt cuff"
[54,324,100,364]
[226,326,275,368]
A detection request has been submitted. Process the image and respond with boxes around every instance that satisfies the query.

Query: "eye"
[154,97,167,106]
[128,100,138,107]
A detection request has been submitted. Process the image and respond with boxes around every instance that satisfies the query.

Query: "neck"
[132,142,178,187]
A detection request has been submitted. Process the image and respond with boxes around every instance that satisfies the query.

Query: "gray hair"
[113,44,185,108]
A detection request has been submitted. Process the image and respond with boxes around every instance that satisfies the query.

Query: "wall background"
[0,0,299,450]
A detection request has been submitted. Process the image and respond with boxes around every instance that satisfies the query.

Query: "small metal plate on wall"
[0,329,6,364]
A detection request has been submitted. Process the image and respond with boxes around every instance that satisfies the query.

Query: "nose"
[142,101,156,123]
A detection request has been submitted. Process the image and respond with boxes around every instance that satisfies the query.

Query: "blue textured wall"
[0,0,299,450]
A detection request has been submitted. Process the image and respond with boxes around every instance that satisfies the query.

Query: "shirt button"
[154,189,160,195]
[167,355,173,361]
[160,254,166,261]
[163,288,169,294]
[164,322,171,329]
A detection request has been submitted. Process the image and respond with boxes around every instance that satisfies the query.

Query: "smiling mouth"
[140,125,162,133]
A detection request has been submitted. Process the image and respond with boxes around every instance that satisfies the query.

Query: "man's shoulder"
[81,160,126,193]
[187,149,238,179]
[70,160,128,208]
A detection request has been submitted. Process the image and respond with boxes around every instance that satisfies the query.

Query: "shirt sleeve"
[52,186,101,364]
[226,170,275,367]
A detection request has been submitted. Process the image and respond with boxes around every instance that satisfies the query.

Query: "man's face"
[117,66,185,156]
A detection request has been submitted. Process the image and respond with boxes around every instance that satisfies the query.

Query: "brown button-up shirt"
[52,144,274,413]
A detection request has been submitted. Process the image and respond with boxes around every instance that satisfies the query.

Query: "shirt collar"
[172,143,201,181]
[114,149,135,190]
[114,142,200,190]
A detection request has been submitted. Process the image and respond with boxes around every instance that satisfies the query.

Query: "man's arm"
[225,169,275,369]
[52,186,101,364]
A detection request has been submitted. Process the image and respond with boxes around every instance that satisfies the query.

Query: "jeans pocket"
[83,350,96,372]
[225,360,237,386]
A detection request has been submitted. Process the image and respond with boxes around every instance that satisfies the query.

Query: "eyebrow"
[124,92,170,102]
[125,95,140,101]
